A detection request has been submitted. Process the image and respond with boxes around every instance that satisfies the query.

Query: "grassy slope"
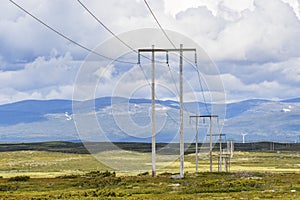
[0,150,299,178]
[0,150,299,199]
[0,171,299,199]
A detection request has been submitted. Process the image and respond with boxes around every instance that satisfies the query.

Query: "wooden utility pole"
[219,133,223,171]
[138,45,196,178]
[179,44,184,178]
[151,45,156,177]
[189,115,200,172]
[227,140,234,158]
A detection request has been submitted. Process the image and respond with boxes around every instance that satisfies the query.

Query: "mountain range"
[0,97,299,143]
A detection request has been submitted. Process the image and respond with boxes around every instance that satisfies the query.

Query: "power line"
[141,0,186,107]
[143,0,210,114]
[11,0,211,115]
[77,0,136,53]
[167,63,180,99]
[194,63,211,114]
[144,1,211,114]
[77,0,165,64]
[143,0,176,49]
[9,0,135,65]
[137,63,179,126]
[77,0,207,116]
[76,0,189,122]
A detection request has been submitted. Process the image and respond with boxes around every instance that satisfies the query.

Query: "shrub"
[137,171,149,176]
[8,176,30,182]
[0,184,18,191]
[56,174,79,179]
[84,170,116,178]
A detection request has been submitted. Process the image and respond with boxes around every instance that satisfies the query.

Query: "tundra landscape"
[1,0,300,199]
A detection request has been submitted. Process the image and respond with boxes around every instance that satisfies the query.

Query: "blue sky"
[1,0,300,104]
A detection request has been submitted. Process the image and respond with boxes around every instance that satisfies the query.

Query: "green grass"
[0,150,299,199]
[0,150,299,178]
[0,171,299,199]
[0,151,111,178]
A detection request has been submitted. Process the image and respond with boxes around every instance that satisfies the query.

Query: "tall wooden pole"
[151,45,156,177]
[219,134,222,172]
[179,44,184,178]
[195,116,199,172]
[209,116,213,172]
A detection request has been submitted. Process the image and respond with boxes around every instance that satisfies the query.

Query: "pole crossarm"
[138,48,196,52]
[206,134,226,136]
[194,115,219,118]
[138,48,196,64]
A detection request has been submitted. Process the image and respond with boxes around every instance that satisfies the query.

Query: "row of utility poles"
[189,115,234,173]
[190,115,218,172]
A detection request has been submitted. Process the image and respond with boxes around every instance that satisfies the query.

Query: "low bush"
[84,170,116,178]
[137,171,149,176]
[56,174,79,179]
[0,184,18,191]
[8,176,30,182]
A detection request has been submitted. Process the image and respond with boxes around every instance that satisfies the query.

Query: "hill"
[0,97,299,143]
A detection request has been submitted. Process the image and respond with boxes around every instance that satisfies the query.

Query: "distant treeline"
[231,141,300,152]
[0,141,299,154]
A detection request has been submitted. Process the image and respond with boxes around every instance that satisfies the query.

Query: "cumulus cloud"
[221,62,300,101]
[173,0,300,63]
[0,0,299,104]
[0,52,80,104]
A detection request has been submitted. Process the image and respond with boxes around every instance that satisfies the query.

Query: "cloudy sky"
[1,0,300,105]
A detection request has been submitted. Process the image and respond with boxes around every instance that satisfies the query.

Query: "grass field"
[0,150,299,178]
[0,149,299,199]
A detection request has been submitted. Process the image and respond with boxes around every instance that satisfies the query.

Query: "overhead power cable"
[142,0,187,111]
[143,0,211,114]
[195,64,210,114]
[9,0,135,65]
[77,0,165,64]
[76,0,189,128]
[77,0,136,53]
[143,0,207,115]
[143,0,176,49]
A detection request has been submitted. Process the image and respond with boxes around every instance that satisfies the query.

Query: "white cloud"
[0,52,80,104]
[221,61,300,101]
[0,0,300,104]
[282,0,300,18]
[198,0,300,62]
[0,52,78,90]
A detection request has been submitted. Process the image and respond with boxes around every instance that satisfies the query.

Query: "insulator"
[195,51,197,67]
[137,52,140,64]
[166,51,169,64]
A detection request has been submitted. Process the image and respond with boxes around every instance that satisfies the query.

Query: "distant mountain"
[281,97,300,103]
[0,97,299,143]
[225,99,271,118]
[0,99,73,125]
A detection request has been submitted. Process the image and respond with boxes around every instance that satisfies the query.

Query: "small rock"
[169,183,180,187]
[170,174,183,179]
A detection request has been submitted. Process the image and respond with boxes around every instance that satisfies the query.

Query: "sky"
[1,0,300,105]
